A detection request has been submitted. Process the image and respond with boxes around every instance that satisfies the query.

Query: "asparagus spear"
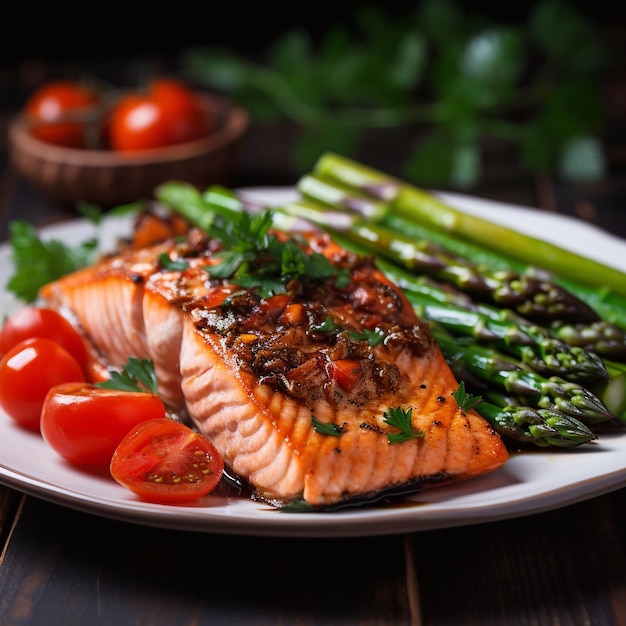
[298,170,626,328]
[443,335,597,447]
[550,320,626,361]
[474,399,596,448]
[405,290,608,383]
[312,152,626,297]
[431,329,615,426]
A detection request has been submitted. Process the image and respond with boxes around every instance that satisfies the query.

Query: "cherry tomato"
[0,338,84,431]
[24,80,99,148]
[108,79,211,152]
[41,382,167,466]
[110,418,224,503]
[0,306,89,374]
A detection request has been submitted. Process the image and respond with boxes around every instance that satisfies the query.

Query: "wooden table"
[0,109,626,626]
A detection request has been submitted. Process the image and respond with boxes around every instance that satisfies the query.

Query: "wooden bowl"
[8,94,250,208]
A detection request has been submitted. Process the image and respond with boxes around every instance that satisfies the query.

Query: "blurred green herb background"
[181,0,610,191]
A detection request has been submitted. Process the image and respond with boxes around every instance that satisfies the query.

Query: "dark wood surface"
[1,50,626,625]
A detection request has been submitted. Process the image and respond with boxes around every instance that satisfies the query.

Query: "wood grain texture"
[414,489,626,625]
[0,496,413,626]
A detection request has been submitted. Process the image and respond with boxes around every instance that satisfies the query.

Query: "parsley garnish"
[312,316,384,347]
[452,381,482,412]
[383,407,424,444]
[348,328,384,347]
[312,316,341,333]
[96,357,158,394]
[311,415,344,437]
[7,220,99,303]
[158,253,190,272]
[205,210,350,296]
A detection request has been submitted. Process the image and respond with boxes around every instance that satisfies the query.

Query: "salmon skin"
[40,216,508,509]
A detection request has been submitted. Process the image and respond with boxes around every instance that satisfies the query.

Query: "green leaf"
[535,79,605,140]
[453,381,483,411]
[394,32,427,91]
[180,0,609,187]
[417,0,465,50]
[348,328,384,347]
[383,407,424,444]
[6,221,98,303]
[312,415,344,437]
[96,357,158,394]
[181,47,255,92]
[267,29,313,77]
[558,136,606,182]
[311,317,385,347]
[404,135,456,186]
[316,27,366,102]
[519,120,561,173]
[451,142,481,189]
[158,253,190,272]
[199,203,350,296]
[529,0,608,75]
[312,316,341,334]
[460,27,524,88]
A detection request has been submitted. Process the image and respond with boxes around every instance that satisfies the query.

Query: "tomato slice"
[41,382,167,466]
[0,337,85,431]
[0,306,89,374]
[110,418,224,504]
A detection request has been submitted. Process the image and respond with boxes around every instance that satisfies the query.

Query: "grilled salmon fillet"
[40,220,508,508]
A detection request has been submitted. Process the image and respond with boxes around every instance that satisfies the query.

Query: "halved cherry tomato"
[110,418,224,504]
[0,306,89,374]
[24,80,99,148]
[41,382,167,466]
[108,79,211,152]
[0,337,84,431]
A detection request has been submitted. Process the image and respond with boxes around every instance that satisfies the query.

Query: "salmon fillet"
[40,220,508,508]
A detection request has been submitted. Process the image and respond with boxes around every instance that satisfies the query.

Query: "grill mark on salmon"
[40,226,508,508]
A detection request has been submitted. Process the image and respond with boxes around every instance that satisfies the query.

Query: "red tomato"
[110,418,224,503]
[326,358,363,392]
[108,79,211,151]
[0,338,84,431]
[0,306,89,374]
[25,80,99,148]
[41,382,167,466]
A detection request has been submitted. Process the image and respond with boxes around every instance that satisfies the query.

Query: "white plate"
[0,187,625,538]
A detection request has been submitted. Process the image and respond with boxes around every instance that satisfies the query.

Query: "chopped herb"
[96,357,158,394]
[348,328,384,347]
[312,415,344,437]
[452,381,482,412]
[278,499,315,513]
[313,316,342,333]
[158,253,190,272]
[205,209,350,296]
[383,407,424,444]
[313,316,385,347]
